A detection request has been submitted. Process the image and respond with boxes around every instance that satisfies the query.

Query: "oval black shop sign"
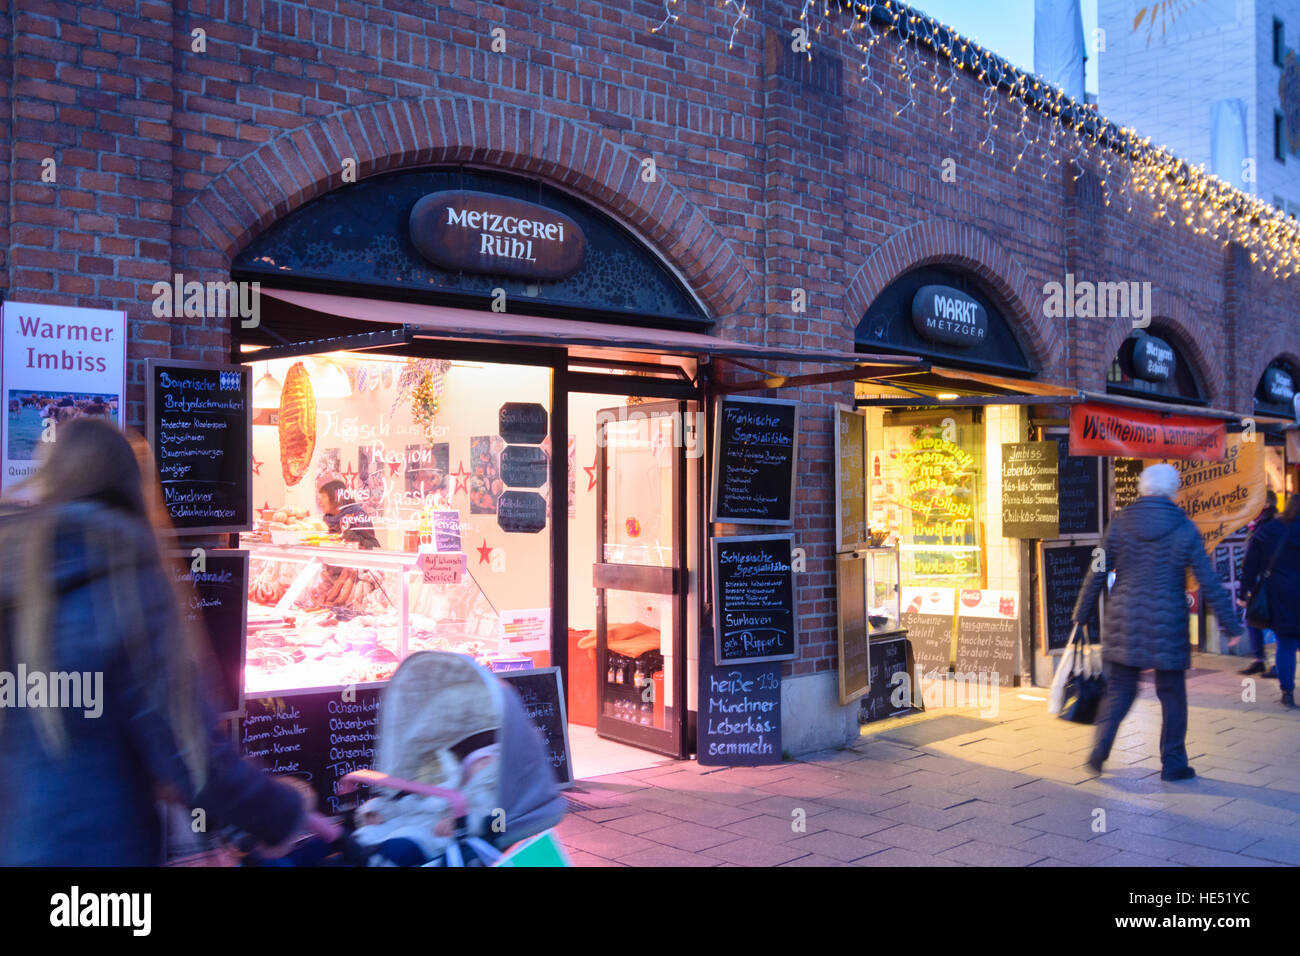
[1132,334,1175,382]
[1261,366,1295,404]
[910,285,989,347]
[409,190,587,280]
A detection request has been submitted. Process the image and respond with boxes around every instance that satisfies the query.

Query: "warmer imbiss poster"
[2,301,127,501]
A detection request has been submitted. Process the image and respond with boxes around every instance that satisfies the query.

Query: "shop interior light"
[252,370,282,410]
[936,393,960,400]
[309,357,352,398]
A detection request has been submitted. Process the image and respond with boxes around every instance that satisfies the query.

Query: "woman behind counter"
[318,478,381,550]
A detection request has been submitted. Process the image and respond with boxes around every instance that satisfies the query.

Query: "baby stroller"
[246,651,567,867]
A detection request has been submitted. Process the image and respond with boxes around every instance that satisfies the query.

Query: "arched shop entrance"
[212,166,926,785]
[1073,326,1264,657]
[1252,356,1299,504]
[848,266,1075,704]
[229,167,714,771]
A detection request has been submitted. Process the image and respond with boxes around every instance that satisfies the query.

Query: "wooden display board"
[171,548,248,720]
[835,551,871,704]
[711,534,798,664]
[1000,441,1059,538]
[835,405,867,552]
[146,359,253,534]
[498,668,574,789]
[711,396,799,525]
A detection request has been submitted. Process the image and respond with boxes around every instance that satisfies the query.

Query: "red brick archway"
[1095,303,1226,408]
[174,95,753,323]
[844,219,1061,374]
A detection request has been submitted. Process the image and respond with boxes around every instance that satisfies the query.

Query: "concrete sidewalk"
[557,653,1300,866]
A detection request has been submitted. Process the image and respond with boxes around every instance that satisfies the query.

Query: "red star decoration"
[262,501,271,512]
[584,454,599,492]
[387,458,402,478]
[251,456,263,477]
[451,461,471,496]
[476,539,494,565]
[339,462,360,490]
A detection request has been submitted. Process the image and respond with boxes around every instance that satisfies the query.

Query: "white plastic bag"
[1047,636,1076,716]
[1048,625,1102,715]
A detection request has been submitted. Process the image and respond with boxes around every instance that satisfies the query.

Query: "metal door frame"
[593,398,690,757]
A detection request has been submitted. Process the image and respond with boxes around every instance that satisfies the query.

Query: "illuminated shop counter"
[243,542,503,694]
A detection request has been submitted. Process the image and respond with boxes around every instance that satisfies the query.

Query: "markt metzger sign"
[910,285,989,347]
[409,190,587,279]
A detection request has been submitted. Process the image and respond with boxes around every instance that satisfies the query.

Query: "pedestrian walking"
[1072,463,1242,781]
[0,417,330,865]
[1238,490,1278,677]
[1240,495,1300,708]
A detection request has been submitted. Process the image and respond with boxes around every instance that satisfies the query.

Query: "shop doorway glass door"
[594,400,687,756]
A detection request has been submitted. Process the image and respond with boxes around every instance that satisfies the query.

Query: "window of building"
[1276,112,1287,162]
[1275,18,1286,67]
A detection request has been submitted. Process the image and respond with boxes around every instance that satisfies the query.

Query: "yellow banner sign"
[1159,433,1266,554]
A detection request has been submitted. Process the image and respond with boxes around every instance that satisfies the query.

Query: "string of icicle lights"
[650,0,1300,279]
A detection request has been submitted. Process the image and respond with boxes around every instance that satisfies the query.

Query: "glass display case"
[862,544,902,635]
[244,543,503,694]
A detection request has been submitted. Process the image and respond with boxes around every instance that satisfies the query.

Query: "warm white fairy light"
[721,0,749,49]
[650,0,680,34]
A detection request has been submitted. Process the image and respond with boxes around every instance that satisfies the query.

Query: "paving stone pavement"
[558,653,1300,867]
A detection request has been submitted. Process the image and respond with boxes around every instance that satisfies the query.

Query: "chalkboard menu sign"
[501,445,549,487]
[498,668,573,788]
[859,637,915,723]
[1049,433,1101,535]
[955,589,1019,683]
[1040,542,1101,652]
[901,586,954,677]
[712,534,797,664]
[1001,441,1059,538]
[498,402,548,444]
[146,359,252,534]
[835,405,867,552]
[712,397,799,525]
[697,628,782,766]
[172,549,247,719]
[836,551,870,704]
[241,685,383,815]
[1112,457,1144,514]
[498,490,547,533]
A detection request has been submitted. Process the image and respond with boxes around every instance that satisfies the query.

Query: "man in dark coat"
[1072,464,1242,781]
[1239,496,1300,707]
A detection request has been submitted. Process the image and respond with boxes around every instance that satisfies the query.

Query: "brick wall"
[4,0,1299,675]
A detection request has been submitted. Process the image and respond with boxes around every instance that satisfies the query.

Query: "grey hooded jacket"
[1072,495,1242,671]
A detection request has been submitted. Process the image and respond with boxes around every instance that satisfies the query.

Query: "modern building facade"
[1098,0,1300,214]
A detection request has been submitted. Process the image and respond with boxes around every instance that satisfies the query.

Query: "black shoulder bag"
[1245,531,1288,630]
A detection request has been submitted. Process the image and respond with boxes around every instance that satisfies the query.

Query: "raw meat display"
[244,547,505,693]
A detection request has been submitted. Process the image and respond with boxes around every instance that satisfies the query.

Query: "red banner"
[1069,402,1225,461]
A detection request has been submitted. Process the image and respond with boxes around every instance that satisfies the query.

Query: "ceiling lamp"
[252,369,282,409]
[309,357,353,399]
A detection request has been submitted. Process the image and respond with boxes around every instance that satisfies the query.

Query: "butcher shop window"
[241,350,554,694]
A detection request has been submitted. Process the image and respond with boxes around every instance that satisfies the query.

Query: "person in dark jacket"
[1072,463,1242,781]
[0,418,326,865]
[1239,495,1300,707]
[1238,490,1278,677]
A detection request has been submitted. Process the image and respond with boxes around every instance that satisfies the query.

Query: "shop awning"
[1074,390,1240,421]
[854,365,1080,405]
[256,289,927,374]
